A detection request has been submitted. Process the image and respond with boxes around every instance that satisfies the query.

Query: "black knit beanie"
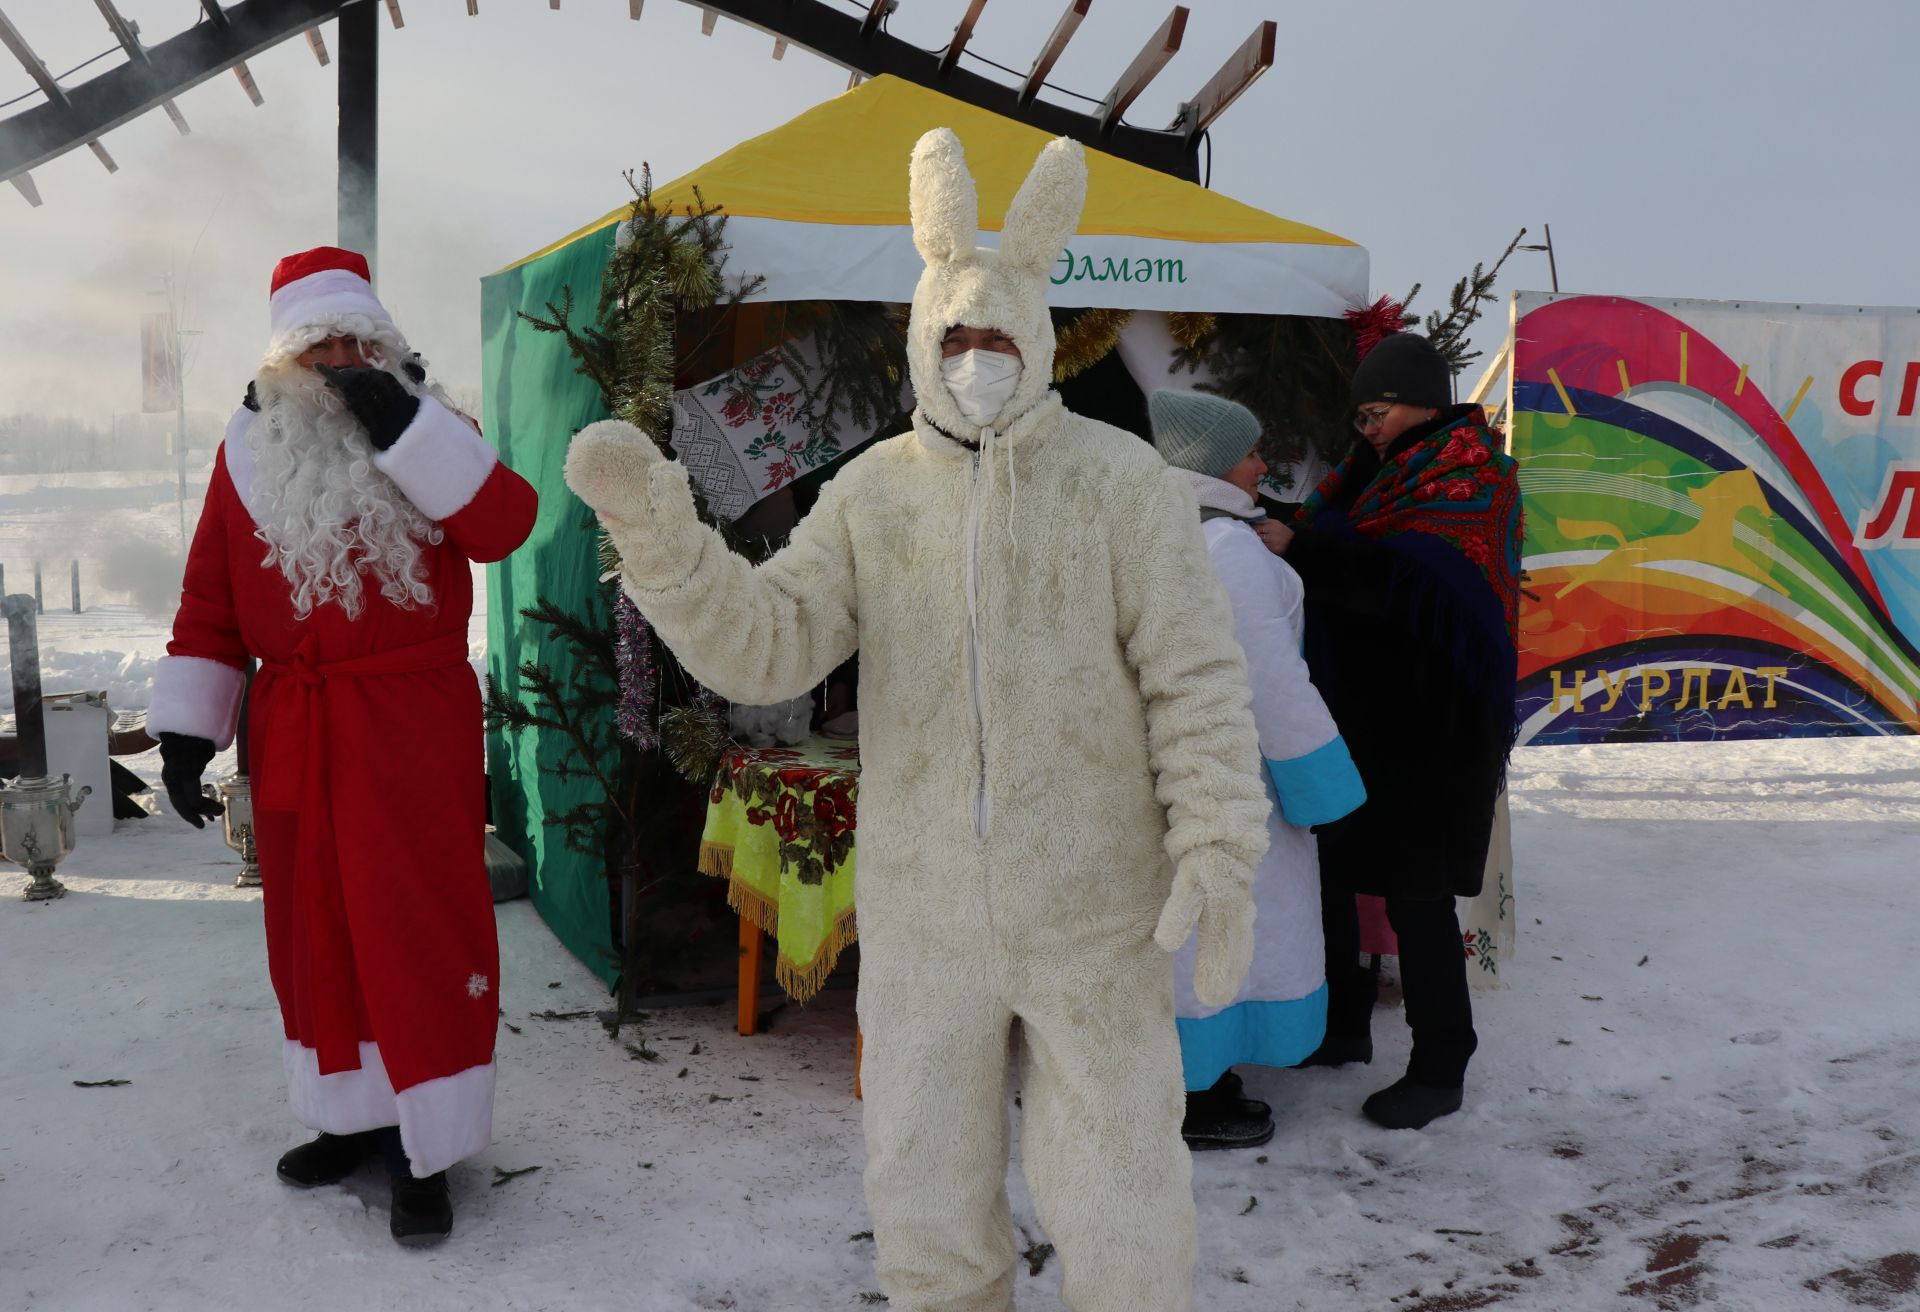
[1350,332,1452,409]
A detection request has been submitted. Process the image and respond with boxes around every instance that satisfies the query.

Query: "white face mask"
[940,348,1023,428]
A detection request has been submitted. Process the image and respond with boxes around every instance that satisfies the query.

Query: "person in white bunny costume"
[565,128,1269,1311]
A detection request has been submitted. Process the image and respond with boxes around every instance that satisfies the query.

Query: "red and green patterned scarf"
[1294,406,1523,638]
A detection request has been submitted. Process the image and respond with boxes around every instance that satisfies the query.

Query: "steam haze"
[2,0,1918,434]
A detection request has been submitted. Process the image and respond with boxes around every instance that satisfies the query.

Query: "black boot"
[1294,1034,1374,1068]
[1361,1075,1464,1130]
[390,1171,454,1246]
[1182,1079,1275,1152]
[1211,1070,1270,1118]
[276,1132,377,1188]
[375,1128,454,1246]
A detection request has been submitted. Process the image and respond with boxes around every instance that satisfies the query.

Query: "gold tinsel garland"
[1051,309,1221,383]
[1166,311,1217,353]
[1052,308,1134,381]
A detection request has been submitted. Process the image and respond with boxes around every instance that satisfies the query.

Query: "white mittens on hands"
[1154,849,1257,1007]
[563,420,704,586]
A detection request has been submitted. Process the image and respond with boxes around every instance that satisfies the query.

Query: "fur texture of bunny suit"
[565,129,1269,1312]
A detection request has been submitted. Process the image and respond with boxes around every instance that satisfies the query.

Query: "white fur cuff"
[373,397,497,522]
[283,1039,494,1177]
[147,655,246,748]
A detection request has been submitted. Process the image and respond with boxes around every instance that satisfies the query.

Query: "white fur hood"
[905,128,1085,449]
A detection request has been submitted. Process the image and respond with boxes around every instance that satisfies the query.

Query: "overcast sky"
[3,0,1917,427]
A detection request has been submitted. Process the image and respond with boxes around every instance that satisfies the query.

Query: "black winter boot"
[1361,1075,1464,1130]
[1294,1034,1374,1068]
[1182,1077,1275,1151]
[378,1128,453,1246]
[276,1132,377,1188]
[390,1171,454,1246]
[1212,1070,1270,1118]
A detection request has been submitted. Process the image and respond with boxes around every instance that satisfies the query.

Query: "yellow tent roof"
[502,76,1367,316]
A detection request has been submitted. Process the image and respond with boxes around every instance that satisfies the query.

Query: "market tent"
[507,75,1367,316]
[481,75,1368,982]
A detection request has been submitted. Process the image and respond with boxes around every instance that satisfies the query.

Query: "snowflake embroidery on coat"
[465,973,490,999]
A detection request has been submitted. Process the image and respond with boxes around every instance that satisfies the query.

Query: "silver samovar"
[205,661,260,888]
[2,595,90,900]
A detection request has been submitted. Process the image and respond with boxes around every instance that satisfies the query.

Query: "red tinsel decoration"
[1345,295,1411,361]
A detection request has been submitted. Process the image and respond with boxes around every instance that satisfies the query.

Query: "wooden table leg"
[737,915,764,1037]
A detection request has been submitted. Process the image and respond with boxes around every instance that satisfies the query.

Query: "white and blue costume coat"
[1174,484,1366,1090]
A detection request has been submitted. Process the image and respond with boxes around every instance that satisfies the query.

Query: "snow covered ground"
[5,486,1920,1310]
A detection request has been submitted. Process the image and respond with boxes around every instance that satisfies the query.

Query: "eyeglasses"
[1353,404,1394,433]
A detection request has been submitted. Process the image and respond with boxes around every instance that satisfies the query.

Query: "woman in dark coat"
[1261,332,1522,1129]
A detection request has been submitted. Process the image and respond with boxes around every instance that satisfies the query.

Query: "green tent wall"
[481,229,620,985]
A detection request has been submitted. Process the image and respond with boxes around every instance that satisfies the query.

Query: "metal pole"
[235,661,254,775]
[1543,222,1559,294]
[71,561,80,614]
[32,561,42,614]
[337,2,379,279]
[4,596,47,779]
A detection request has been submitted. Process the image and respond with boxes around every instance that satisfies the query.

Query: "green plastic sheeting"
[481,229,620,985]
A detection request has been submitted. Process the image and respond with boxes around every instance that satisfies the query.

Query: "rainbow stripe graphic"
[1512,295,1920,742]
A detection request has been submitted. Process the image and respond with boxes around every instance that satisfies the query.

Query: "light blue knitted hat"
[1149,389,1262,480]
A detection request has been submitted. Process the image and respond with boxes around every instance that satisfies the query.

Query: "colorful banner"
[1511,292,1920,742]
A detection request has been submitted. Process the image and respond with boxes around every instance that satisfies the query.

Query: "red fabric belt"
[258,631,470,1076]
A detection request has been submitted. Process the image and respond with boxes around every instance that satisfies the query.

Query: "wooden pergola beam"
[384,1,404,30]
[92,0,191,134]
[0,9,73,107]
[231,59,263,105]
[306,27,329,65]
[1019,0,1089,108]
[860,0,895,39]
[938,0,989,76]
[1171,18,1274,139]
[199,0,267,106]
[2,0,354,187]
[1096,4,1186,135]
[684,0,1202,179]
[9,171,42,206]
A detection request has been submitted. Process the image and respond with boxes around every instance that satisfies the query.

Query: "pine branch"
[1419,228,1527,375]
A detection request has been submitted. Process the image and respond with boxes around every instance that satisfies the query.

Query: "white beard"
[248,367,443,620]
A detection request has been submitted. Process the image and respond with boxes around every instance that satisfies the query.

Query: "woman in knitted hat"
[1149,389,1366,1150]
[1260,332,1522,1130]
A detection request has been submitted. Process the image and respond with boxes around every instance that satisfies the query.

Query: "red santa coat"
[148,397,536,1176]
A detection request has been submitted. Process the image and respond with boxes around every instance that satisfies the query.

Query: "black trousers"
[1321,875,1478,1087]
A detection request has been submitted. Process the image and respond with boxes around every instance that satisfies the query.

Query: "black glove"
[158,731,225,830]
[315,363,420,451]
[242,380,261,412]
[401,352,427,385]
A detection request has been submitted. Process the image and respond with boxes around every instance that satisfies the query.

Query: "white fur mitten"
[1154,850,1257,1007]
[563,420,706,588]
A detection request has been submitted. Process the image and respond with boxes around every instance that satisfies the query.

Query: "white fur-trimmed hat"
[267,246,394,347]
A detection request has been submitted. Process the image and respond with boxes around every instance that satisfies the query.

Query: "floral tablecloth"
[698,735,860,1003]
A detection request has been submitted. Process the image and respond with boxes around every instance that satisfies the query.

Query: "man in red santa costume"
[148,246,536,1245]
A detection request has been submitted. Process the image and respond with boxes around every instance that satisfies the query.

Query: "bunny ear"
[997,136,1087,275]
[909,128,980,267]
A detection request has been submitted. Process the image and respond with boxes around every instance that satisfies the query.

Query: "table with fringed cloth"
[697,736,861,1034]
